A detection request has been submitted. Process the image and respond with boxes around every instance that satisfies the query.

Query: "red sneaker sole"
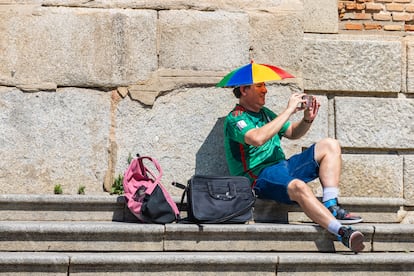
[349,231,365,252]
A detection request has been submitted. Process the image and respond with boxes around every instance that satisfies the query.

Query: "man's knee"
[326,137,341,150]
[317,137,341,155]
[287,179,312,202]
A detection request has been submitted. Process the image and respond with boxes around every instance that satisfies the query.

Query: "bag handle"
[138,156,162,182]
[129,156,163,195]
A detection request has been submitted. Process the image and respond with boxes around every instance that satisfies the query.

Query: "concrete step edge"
[2,252,414,264]
[0,195,408,223]
[1,221,414,253]
[0,252,414,275]
[0,194,405,207]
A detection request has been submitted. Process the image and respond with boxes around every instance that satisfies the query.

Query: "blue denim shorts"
[254,144,319,204]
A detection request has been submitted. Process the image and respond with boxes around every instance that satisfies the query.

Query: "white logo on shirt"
[236,120,247,130]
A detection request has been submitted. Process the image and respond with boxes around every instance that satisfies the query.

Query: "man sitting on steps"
[223,82,365,253]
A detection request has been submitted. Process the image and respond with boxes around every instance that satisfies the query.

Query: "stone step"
[1,252,414,275]
[1,221,413,253]
[254,196,407,224]
[0,194,126,222]
[0,194,408,223]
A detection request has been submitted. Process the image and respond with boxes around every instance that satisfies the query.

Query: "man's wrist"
[303,118,313,124]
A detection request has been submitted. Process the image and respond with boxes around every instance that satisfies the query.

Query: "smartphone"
[301,95,312,109]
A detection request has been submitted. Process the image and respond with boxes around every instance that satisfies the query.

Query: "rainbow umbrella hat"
[216,61,294,88]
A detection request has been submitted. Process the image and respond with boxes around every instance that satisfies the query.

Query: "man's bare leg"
[314,138,363,224]
[287,180,335,229]
[314,137,341,189]
[287,179,365,252]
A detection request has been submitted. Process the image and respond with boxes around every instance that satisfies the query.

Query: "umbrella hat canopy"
[216,62,294,88]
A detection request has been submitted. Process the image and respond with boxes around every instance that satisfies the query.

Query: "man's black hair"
[232,87,242,98]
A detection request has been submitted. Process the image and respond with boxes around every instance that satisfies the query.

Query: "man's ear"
[240,85,248,95]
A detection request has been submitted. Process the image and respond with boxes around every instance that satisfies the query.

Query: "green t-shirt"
[224,104,291,183]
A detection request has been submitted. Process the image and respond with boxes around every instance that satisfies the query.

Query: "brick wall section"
[339,0,414,32]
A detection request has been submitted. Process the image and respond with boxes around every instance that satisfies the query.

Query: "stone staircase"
[0,194,414,275]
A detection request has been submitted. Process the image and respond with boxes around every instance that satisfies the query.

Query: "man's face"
[242,82,267,109]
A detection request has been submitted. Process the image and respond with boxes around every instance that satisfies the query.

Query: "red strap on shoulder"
[232,105,246,117]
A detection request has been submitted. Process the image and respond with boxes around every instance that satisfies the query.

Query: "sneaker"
[324,198,363,224]
[338,226,365,253]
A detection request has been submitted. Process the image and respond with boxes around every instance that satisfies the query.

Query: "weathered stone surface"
[16,82,57,92]
[69,252,279,275]
[0,194,124,221]
[340,154,403,198]
[130,6,304,106]
[405,155,414,204]
[277,252,414,275]
[248,8,303,78]
[372,224,414,252]
[164,223,338,252]
[304,0,338,34]
[335,97,414,149]
[303,34,402,92]
[401,211,414,224]
[40,0,285,10]
[0,87,110,194]
[127,69,221,106]
[405,37,414,93]
[0,252,69,276]
[0,221,165,251]
[0,6,157,88]
[159,10,249,71]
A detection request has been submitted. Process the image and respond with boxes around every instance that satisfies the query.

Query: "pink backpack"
[123,155,180,224]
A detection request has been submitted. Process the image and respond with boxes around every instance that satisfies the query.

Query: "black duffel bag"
[174,175,256,224]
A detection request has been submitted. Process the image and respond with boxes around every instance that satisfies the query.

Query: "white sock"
[327,220,342,236]
[322,187,339,202]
